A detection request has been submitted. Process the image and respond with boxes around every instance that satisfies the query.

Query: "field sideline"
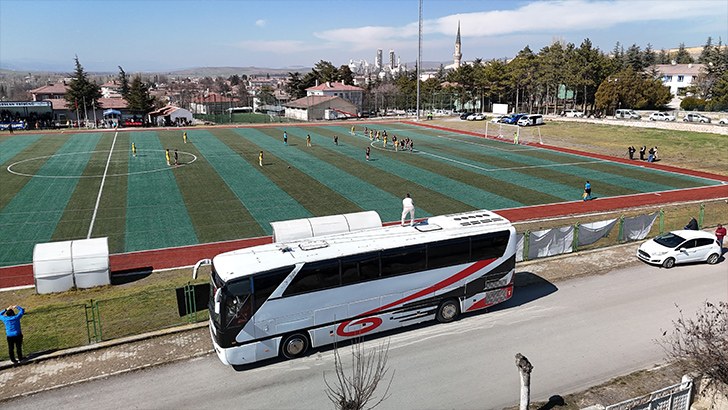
[1,121,727,287]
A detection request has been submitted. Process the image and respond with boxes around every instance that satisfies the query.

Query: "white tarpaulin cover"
[528,226,574,260]
[622,212,658,241]
[578,218,619,247]
[271,211,382,243]
[515,233,525,262]
[34,238,110,294]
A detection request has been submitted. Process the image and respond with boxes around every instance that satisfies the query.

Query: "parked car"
[683,113,711,123]
[490,115,508,123]
[517,114,544,127]
[467,113,486,121]
[719,117,728,125]
[615,109,641,120]
[504,113,528,124]
[648,112,676,121]
[459,112,473,120]
[562,109,584,118]
[637,230,722,268]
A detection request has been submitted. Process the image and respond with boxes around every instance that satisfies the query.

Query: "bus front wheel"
[281,332,309,359]
[436,299,460,323]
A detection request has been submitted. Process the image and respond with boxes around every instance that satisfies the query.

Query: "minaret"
[453,21,462,69]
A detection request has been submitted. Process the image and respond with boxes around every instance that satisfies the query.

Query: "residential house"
[306,81,363,113]
[284,95,358,121]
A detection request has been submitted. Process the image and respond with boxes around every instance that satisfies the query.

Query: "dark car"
[459,112,473,120]
[504,113,527,124]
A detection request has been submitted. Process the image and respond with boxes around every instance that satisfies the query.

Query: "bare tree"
[660,301,728,394]
[324,340,394,410]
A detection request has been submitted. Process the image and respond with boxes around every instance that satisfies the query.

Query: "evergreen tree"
[673,43,695,64]
[643,43,656,68]
[65,55,103,113]
[257,85,276,106]
[117,66,130,99]
[338,65,354,85]
[126,76,155,115]
[624,44,643,72]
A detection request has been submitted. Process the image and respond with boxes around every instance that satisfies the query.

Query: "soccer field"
[0,122,722,267]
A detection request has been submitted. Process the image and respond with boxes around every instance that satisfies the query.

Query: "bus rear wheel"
[436,299,460,323]
[281,332,309,359]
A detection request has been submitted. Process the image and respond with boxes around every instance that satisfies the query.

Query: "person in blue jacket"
[1,305,24,364]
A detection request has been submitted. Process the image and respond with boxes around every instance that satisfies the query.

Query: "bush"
[680,97,708,111]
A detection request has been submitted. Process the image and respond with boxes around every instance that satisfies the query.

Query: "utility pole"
[416,0,422,121]
[515,353,533,410]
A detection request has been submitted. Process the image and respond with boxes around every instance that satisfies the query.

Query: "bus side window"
[471,231,509,261]
[381,245,425,278]
[341,252,380,286]
[427,238,470,269]
[253,266,293,309]
[283,260,340,297]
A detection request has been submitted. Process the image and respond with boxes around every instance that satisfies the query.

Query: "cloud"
[255,19,265,27]
[312,0,717,51]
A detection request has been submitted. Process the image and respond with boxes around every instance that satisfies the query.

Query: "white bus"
[193,209,517,366]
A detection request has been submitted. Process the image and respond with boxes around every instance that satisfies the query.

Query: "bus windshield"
[210,269,253,330]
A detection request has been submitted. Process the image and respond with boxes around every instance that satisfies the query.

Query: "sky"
[1,0,727,73]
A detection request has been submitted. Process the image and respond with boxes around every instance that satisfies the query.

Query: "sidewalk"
[0,242,643,402]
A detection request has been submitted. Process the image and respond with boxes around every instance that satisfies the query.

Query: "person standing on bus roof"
[401,194,415,226]
[1,305,24,364]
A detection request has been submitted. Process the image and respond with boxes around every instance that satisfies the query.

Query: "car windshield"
[654,232,685,248]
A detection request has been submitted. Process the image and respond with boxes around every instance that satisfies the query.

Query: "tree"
[660,301,727,395]
[285,72,307,99]
[324,340,394,410]
[624,44,643,72]
[338,65,354,85]
[673,43,695,64]
[65,55,103,114]
[117,66,130,99]
[257,85,276,106]
[228,74,241,86]
[125,76,155,116]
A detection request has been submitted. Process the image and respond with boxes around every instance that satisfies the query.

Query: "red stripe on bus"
[336,259,496,337]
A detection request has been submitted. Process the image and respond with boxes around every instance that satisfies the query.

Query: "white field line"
[87,131,118,238]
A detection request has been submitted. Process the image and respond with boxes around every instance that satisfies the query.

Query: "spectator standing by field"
[640,146,646,161]
[1,305,24,364]
[715,224,726,249]
[628,145,635,160]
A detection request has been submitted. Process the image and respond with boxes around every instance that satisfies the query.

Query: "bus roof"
[212,209,512,282]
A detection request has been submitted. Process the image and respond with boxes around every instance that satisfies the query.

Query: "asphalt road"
[3,261,726,410]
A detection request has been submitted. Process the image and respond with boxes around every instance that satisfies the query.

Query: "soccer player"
[132,142,136,157]
[366,146,370,161]
[183,131,187,144]
[174,149,178,166]
[259,151,263,167]
[306,134,311,147]
[165,149,170,166]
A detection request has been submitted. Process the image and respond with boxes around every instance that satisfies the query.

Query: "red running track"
[2,122,726,289]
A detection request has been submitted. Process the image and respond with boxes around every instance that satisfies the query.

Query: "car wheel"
[707,253,720,265]
[436,299,460,323]
[280,332,309,359]
[650,118,655,121]
[662,257,676,269]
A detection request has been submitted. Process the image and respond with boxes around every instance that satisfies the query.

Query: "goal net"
[484,122,543,145]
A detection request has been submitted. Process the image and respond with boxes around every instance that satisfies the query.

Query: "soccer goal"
[485,122,543,145]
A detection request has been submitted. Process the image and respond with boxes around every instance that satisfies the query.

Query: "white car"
[718,117,728,125]
[683,113,711,123]
[637,230,722,268]
[490,115,508,123]
[562,109,584,118]
[649,112,675,121]
[467,113,486,121]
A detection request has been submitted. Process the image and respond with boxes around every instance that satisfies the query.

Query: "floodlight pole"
[416,0,422,121]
